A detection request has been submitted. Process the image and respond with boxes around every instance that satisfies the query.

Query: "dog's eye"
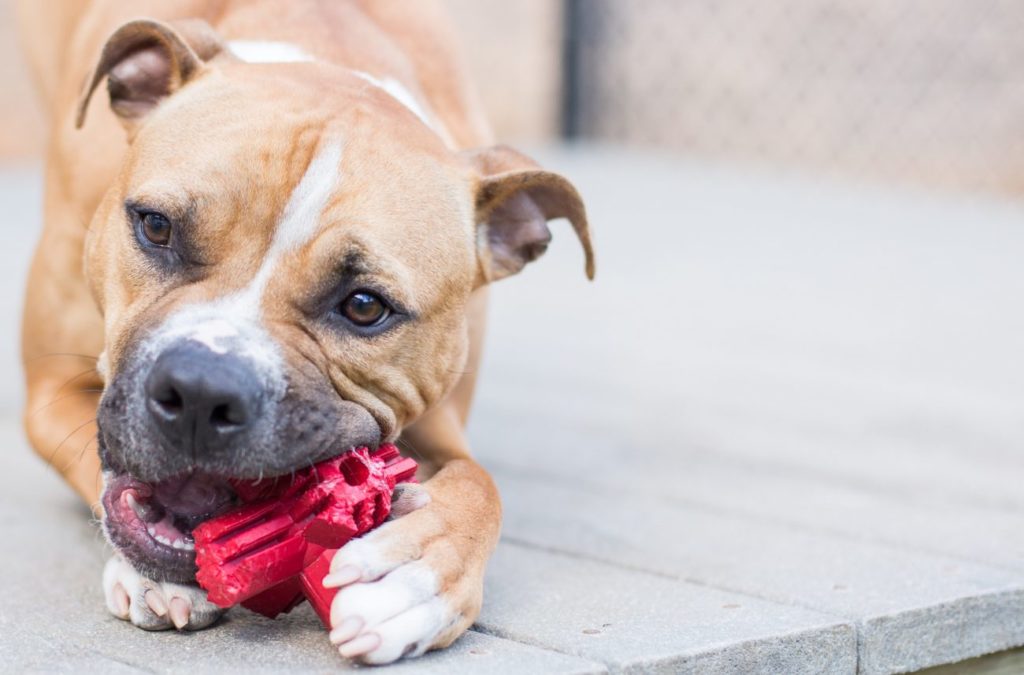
[140,212,173,247]
[339,291,390,327]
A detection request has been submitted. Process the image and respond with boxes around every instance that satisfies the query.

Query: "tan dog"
[17,0,593,664]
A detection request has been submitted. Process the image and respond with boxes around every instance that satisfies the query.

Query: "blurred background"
[5,0,1024,196]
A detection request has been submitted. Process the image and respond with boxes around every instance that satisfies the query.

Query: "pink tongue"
[152,473,234,517]
[149,514,186,541]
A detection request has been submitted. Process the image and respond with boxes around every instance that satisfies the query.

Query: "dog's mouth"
[102,470,238,583]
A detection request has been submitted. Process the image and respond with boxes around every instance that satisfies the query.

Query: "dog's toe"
[323,508,483,664]
[160,580,223,630]
[357,597,450,664]
[328,560,452,664]
[102,557,223,631]
[103,557,170,630]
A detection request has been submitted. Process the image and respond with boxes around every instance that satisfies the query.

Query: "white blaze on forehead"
[228,40,315,63]
[241,137,344,305]
[224,42,448,144]
[184,137,343,325]
[351,71,436,133]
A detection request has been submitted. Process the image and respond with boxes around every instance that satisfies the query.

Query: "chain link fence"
[565,0,1024,194]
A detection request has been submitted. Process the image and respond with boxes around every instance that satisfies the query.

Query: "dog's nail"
[323,565,361,588]
[144,590,168,617]
[169,597,190,630]
[112,583,130,618]
[329,617,364,645]
[339,632,381,658]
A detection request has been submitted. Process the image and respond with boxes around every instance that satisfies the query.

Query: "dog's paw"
[102,557,223,631]
[321,483,483,664]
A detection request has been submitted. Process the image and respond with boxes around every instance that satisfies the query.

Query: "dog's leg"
[24,375,104,508]
[103,556,223,631]
[22,187,110,508]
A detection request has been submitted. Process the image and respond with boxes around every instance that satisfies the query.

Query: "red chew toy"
[192,445,417,627]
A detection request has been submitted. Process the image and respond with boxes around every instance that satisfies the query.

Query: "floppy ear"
[76,18,222,131]
[466,145,595,284]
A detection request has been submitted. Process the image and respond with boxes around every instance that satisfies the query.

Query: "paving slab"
[478,437,1024,574]
[489,472,1024,674]
[0,630,148,675]
[919,646,1024,675]
[479,543,856,675]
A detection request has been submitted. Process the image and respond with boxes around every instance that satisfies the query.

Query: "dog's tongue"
[151,473,235,519]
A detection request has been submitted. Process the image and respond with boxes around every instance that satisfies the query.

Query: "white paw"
[321,484,478,664]
[103,557,223,631]
[327,555,453,664]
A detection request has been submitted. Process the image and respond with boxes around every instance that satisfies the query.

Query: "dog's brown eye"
[340,291,390,327]
[141,212,172,247]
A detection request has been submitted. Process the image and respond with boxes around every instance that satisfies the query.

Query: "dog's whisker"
[53,367,105,397]
[395,436,427,464]
[24,352,99,364]
[29,388,105,418]
[47,417,98,467]
[65,433,99,474]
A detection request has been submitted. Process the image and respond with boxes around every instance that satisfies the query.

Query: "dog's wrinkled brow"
[123,191,199,225]
[339,249,376,277]
[333,246,418,314]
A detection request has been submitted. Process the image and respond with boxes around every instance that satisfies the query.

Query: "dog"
[17,0,593,664]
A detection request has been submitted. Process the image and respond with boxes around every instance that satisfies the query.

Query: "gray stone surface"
[490,473,1024,675]
[3,146,1024,673]
[479,544,856,674]
[919,647,1024,675]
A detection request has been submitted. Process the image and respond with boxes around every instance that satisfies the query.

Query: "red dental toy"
[192,445,417,627]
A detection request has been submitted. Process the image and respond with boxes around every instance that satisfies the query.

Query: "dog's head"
[78,20,593,582]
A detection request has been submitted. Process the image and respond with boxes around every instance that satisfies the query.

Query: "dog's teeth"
[171,537,194,551]
[147,524,157,537]
[154,534,172,546]
[125,492,146,519]
[125,490,158,522]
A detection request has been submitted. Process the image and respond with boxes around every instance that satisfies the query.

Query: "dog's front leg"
[323,407,500,664]
[24,371,105,508]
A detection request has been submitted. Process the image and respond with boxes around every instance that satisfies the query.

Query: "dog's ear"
[76,19,223,131]
[465,145,595,284]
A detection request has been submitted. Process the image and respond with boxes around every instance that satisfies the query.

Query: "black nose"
[145,342,261,455]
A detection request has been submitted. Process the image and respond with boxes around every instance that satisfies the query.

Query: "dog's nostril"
[153,387,184,415]
[209,402,245,429]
